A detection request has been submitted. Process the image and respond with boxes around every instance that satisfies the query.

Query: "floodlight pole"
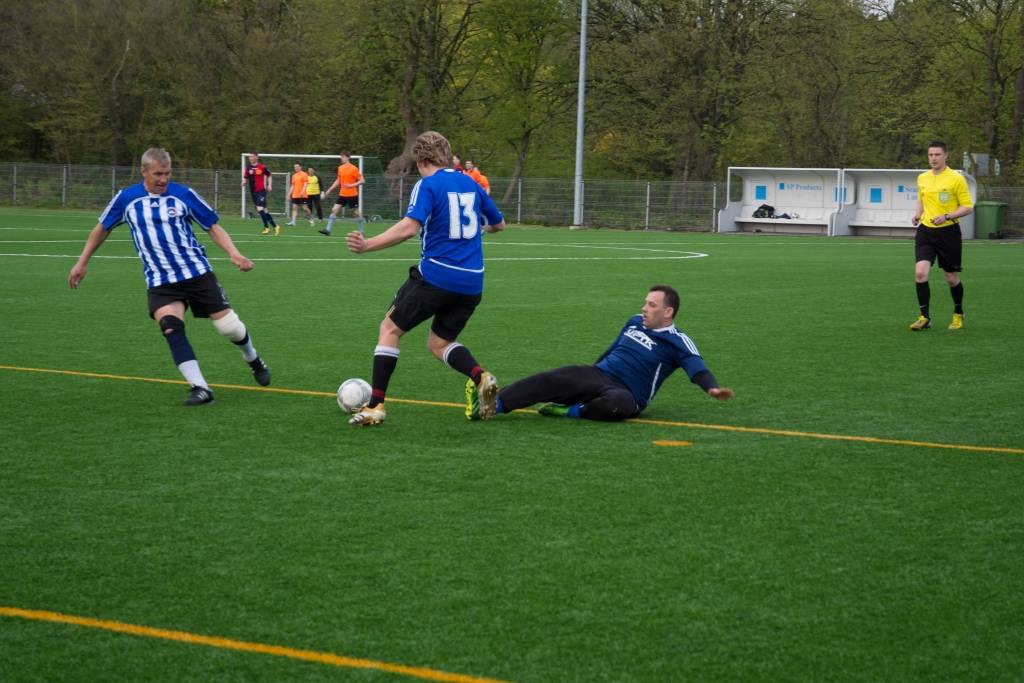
[572,0,588,227]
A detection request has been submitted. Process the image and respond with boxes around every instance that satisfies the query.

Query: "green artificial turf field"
[1,207,1022,682]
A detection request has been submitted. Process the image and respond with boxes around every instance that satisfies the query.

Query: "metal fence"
[0,161,1020,235]
[0,161,717,231]
[979,186,1024,236]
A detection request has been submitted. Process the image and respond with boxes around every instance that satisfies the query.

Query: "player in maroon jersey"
[242,153,279,235]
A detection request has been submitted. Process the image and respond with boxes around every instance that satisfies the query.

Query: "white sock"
[236,335,258,363]
[178,360,208,388]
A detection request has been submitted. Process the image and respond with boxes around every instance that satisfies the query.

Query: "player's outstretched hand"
[709,387,734,401]
[68,263,86,289]
[346,231,367,253]
[232,254,254,271]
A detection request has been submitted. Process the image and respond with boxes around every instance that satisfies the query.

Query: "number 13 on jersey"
[447,192,479,239]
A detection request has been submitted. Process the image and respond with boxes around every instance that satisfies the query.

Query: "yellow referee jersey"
[917,167,973,228]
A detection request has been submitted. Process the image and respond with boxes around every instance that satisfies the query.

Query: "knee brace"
[159,315,185,336]
[212,310,246,343]
[158,315,195,365]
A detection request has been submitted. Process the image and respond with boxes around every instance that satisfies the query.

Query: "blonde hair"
[141,147,171,169]
[411,131,452,168]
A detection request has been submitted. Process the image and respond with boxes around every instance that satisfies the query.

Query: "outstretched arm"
[692,369,733,401]
[207,224,253,271]
[346,217,420,254]
[68,223,110,288]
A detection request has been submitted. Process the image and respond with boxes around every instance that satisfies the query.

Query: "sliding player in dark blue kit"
[69,147,270,405]
[467,285,732,421]
[345,131,506,426]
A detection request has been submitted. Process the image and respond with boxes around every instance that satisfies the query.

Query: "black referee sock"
[916,282,930,319]
[950,282,964,314]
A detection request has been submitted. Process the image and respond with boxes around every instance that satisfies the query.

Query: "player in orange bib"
[320,152,365,236]
[287,163,312,227]
[465,160,490,195]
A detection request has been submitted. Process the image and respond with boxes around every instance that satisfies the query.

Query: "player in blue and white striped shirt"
[344,131,506,426]
[467,285,733,421]
[68,148,271,406]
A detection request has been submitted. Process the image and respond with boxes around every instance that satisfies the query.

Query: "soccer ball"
[337,378,372,413]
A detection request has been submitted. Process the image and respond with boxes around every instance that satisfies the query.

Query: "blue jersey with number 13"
[405,168,504,295]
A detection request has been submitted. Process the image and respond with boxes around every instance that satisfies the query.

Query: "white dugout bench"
[718,167,977,238]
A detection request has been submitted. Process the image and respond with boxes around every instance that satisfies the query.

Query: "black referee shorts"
[915,224,962,272]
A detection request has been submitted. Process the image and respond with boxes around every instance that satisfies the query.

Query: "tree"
[588,0,794,181]
[463,0,577,199]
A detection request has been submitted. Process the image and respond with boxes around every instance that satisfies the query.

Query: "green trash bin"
[974,200,1007,239]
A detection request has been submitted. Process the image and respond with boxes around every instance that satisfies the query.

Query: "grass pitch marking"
[3,364,1022,456]
[0,606,511,683]
[653,440,693,447]
[634,417,1024,456]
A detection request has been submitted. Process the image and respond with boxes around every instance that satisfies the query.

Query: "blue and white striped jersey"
[595,315,709,410]
[405,168,504,295]
[99,181,219,288]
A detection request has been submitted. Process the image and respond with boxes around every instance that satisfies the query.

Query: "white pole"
[517,178,522,224]
[644,181,651,230]
[571,0,588,227]
[712,183,718,232]
[357,155,364,216]
[240,154,246,218]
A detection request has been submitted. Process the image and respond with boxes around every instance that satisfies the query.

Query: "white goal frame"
[240,153,366,217]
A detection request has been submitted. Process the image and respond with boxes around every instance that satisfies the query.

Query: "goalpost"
[240,153,377,218]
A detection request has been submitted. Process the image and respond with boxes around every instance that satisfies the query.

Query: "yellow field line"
[633,417,1024,455]
[2,363,1022,455]
[0,606,511,683]
[0,364,458,407]
[652,440,693,447]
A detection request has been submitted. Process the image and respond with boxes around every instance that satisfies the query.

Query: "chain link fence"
[0,161,717,231]
[1,161,1020,235]
[978,186,1024,236]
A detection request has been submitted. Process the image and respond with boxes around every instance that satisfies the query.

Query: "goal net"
[239,153,384,218]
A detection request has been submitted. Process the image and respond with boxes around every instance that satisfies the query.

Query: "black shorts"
[334,195,359,209]
[290,197,307,206]
[388,266,480,341]
[147,271,230,319]
[251,189,267,208]
[915,224,962,272]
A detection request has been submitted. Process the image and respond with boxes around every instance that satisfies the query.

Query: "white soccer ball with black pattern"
[337,378,372,413]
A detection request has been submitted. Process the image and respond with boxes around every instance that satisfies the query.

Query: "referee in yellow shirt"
[909,141,974,330]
